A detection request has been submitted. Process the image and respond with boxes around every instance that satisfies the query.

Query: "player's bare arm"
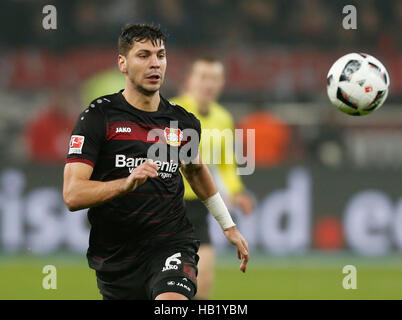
[63,160,158,211]
[181,154,249,273]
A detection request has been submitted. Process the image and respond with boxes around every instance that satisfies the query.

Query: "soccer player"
[62,23,249,300]
[171,58,254,299]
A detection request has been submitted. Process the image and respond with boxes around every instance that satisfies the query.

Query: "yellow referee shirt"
[170,94,244,200]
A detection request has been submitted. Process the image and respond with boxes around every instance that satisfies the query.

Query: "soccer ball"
[327,53,390,116]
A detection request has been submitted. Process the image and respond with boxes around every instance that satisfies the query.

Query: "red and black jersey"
[66,91,201,271]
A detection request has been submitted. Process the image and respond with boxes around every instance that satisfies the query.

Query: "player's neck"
[192,95,210,116]
[122,87,160,112]
[197,104,210,116]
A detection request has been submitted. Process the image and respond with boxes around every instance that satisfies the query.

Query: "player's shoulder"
[76,94,117,128]
[81,92,122,117]
[87,92,119,110]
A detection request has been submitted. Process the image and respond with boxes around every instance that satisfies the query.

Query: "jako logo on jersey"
[164,128,183,147]
[116,127,131,133]
[68,135,85,154]
[162,252,182,272]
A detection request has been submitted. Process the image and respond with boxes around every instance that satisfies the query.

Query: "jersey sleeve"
[192,116,202,141]
[190,115,202,161]
[180,113,201,164]
[66,106,106,167]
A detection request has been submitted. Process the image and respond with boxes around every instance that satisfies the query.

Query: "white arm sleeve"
[202,192,236,230]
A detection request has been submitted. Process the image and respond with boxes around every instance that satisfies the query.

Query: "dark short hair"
[118,23,167,56]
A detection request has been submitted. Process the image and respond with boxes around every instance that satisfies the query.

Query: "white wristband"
[202,193,236,230]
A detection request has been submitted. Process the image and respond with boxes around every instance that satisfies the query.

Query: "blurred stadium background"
[1,0,402,299]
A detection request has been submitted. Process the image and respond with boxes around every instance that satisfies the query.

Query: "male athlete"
[63,24,249,300]
[171,58,254,299]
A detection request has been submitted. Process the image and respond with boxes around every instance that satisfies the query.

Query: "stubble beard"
[128,73,161,97]
[135,83,158,96]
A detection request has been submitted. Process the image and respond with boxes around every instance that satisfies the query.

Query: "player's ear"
[118,55,127,74]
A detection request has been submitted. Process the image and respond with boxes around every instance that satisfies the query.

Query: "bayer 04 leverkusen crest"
[164,127,183,147]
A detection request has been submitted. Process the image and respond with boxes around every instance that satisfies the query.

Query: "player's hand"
[123,160,159,193]
[223,226,249,273]
[233,192,254,216]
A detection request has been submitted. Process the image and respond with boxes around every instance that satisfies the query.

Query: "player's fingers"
[241,248,249,264]
[239,246,249,271]
[140,167,159,178]
[242,248,249,263]
[232,234,248,257]
[145,159,159,170]
[128,170,146,180]
[136,161,158,174]
[240,254,248,273]
[237,237,249,257]
[238,239,249,273]
[146,165,159,176]
[144,163,159,172]
[242,238,249,256]
[237,248,246,272]
[130,168,153,180]
[143,171,158,179]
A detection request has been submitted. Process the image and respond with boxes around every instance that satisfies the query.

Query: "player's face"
[119,40,167,95]
[187,61,225,104]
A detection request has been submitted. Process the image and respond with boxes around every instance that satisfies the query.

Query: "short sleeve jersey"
[66,91,201,271]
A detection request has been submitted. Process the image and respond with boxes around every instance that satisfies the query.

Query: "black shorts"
[95,241,199,300]
[185,200,211,245]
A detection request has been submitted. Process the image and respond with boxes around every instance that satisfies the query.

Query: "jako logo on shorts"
[162,252,182,272]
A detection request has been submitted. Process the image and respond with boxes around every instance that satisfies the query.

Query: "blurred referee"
[171,57,254,299]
